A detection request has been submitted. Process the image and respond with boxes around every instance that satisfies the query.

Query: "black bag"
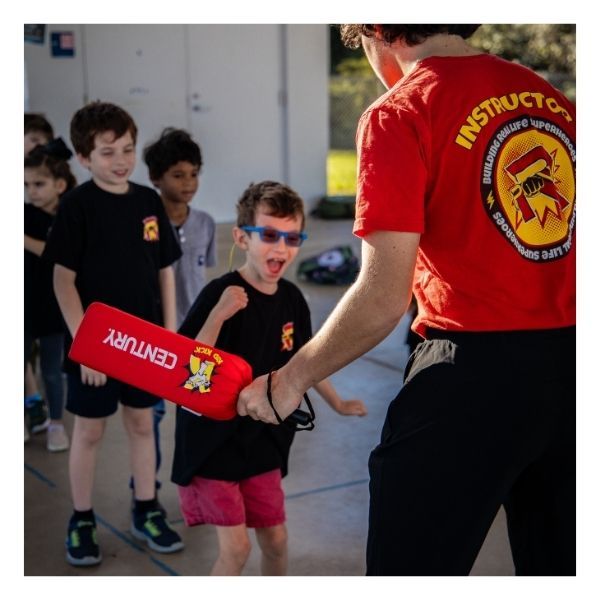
[310,196,355,219]
[297,246,359,285]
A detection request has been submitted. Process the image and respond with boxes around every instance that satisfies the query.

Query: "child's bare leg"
[211,524,252,575]
[122,406,156,500]
[255,524,288,575]
[69,415,106,509]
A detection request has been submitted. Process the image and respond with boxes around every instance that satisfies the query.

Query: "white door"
[83,24,189,186]
[186,25,285,222]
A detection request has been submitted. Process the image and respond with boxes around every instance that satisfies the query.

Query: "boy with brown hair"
[43,101,184,566]
[172,180,366,575]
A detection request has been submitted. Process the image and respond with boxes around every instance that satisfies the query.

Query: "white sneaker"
[47,424,69,452]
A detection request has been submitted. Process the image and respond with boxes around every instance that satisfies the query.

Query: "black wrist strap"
[266,370,315,431]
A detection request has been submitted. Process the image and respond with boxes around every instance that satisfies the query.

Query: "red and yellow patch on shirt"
[143,216,159,242]
[281,321,294,351]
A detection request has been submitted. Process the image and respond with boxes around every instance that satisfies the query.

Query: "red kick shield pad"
[68,302,253,420]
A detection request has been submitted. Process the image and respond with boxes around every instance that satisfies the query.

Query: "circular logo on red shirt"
[481,116,575,262]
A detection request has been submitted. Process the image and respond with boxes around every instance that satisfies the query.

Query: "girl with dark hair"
[24,138,76,451]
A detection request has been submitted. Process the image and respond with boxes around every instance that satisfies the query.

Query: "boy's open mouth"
[267,259,285,275]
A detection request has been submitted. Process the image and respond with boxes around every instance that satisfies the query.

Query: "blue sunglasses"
[241,226,308,247]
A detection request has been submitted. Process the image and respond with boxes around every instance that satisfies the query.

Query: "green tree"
[329,24,576,151]
[470,24,575,74]
[470,24,575,100]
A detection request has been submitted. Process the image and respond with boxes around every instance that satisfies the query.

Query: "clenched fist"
[213,285,249,321]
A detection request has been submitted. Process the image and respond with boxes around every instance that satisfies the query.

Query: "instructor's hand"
[237,370,303,424]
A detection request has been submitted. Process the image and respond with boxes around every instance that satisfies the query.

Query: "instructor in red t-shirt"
[238,25,575,576]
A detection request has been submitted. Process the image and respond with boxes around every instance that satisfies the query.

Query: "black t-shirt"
[24,204,64,336]
[42,179,182,373]
[171,270,312,484]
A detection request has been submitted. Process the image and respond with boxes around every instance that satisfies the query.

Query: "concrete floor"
[24,216,514,576]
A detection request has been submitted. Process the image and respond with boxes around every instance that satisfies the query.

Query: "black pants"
[366,326,575,575]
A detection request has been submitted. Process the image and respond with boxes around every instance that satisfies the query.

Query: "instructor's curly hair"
[340,24,480,49]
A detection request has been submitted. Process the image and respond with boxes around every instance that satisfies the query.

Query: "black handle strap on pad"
[266,370,315,431]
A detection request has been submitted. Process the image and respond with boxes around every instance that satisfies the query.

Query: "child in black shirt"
[172,180,366,575]
[24,139,76,451]
[43,102,183,566]
[23,113,56,439]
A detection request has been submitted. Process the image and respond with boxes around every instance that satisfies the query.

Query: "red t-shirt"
[353,54,576,336]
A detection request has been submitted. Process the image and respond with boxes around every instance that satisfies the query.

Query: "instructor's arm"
[237,230,420,423]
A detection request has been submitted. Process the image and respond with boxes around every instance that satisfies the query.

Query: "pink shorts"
[177,468,286,528]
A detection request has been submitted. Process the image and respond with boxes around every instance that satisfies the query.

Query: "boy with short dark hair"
[172,180,366,576]
[43,101,184,567]
[143,127,216,327]
[140,128,217,496]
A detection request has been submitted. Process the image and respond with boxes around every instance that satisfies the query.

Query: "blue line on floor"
[148,555,180,576]
[94,514,181,576]
[285,478,369,500]
[359,355,405,373]
[95,514,146,554]
[24,461,180,576]
[24,463,56,488]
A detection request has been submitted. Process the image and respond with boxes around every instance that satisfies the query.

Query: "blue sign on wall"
[51,31,75,57]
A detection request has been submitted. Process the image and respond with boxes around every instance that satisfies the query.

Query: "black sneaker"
[27,400,50,434]
[65,519,102,566]
[131,508,184,553]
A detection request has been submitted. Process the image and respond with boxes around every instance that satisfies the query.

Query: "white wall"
[287,25,329,209]
[24,24,329,222]
[82,24,190,190]
[24,25,88,185]
[185,24,285,222]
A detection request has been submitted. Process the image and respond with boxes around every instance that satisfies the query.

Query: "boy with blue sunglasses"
[240,225,307,247]
[171,180,366,575]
